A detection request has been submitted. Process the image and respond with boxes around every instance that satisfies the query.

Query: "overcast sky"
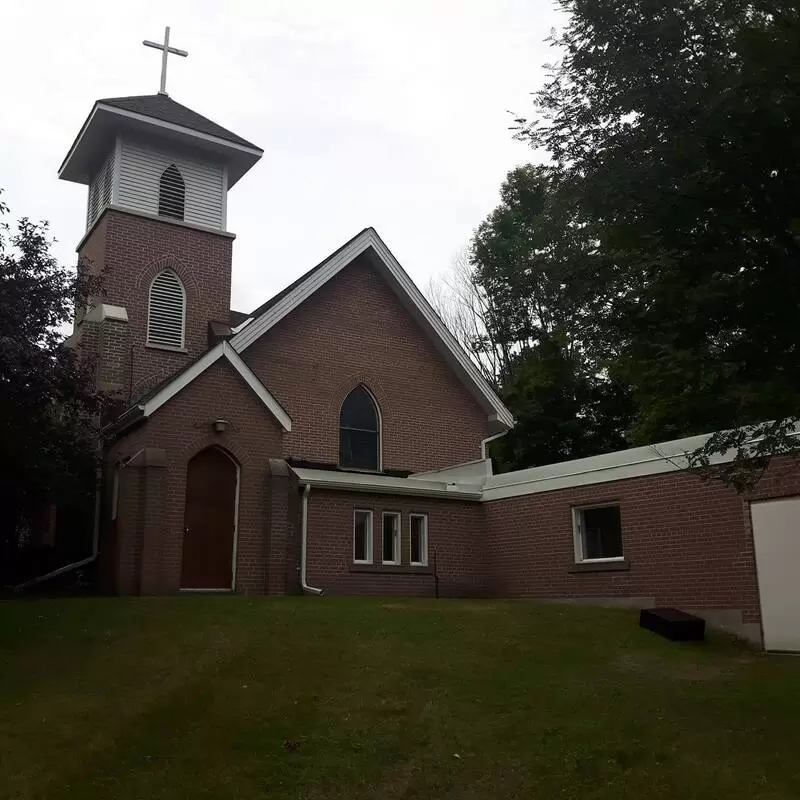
[1,0,562,313]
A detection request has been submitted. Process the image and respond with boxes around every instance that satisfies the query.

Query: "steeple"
[59,32,263,406]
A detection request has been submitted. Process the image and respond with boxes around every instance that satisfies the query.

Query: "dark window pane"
[383,514,398,562]
[340,429,378,470]
[582,506,623,559]
[340,387,378,431]
[340,387,380,469]
[411,515,426,564]
[354,511,370,561]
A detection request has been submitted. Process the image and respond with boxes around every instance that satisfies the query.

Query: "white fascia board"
[58,105,100,178]
[293,468,482,500]
[141,341,291,431]
[231,232,373,351]
[230,228,514,429]
[480,426,800,501]
[93,104,264,158]
[221,342,292,431]
[230,317,253,334]
[410,458,491,486]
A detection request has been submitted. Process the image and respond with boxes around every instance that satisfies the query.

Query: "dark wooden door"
[181,448,238,590]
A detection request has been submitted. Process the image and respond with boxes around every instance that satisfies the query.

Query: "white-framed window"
[147,269,186,350]
[381,512,401,565]
[409,513,428,566]
[572,504,624,562]
[353,509,373,564]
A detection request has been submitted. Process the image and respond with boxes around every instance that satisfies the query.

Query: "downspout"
[12,463,103,592]
[300,484,323,596]
[481,430,509,461]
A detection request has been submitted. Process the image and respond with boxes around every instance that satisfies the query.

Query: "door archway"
[181,447,239,590]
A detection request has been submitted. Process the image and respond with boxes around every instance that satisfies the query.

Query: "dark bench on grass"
[639,607,705,641]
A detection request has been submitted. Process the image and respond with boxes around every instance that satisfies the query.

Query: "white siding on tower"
[86,148,115,229]
[117,138,225,229]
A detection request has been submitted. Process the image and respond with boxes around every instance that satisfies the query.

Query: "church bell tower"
[59,28,262,408]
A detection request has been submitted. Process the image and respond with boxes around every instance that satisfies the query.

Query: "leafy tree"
[516,1,800,483]
[468,164,634,468]
[0,194,101,582]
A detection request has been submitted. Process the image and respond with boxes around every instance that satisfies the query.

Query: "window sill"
[145,343,188,354]
[569,559,630,573]
[350,564,433,575]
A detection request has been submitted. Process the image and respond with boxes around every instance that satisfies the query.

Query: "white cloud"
[0,0,563,313]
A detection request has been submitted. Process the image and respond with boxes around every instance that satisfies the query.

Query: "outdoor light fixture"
[212,418,230,433]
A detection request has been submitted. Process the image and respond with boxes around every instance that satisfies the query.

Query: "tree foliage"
[504,0,800,481]
[464,164,634,468]
[0,194,101,580]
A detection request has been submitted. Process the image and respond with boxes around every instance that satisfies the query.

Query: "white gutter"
[481,429,509,461]
[300,484,323,596]
[12,464,103,592]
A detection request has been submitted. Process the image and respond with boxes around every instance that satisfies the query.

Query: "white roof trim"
[58,104,262,179]
[481,426,800,501]
[230,228,514,430]
[292,468,482,500]
[141,341,291,431]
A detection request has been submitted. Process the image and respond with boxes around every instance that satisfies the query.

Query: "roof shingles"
[98,94,261,150]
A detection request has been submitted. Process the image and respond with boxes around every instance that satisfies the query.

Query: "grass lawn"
[1,598,799,799]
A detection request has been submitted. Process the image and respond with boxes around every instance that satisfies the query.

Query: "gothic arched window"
[339,386,380,470]
[147,269,186,349]
[158,164,186,220]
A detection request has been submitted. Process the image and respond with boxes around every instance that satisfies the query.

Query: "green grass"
[1,598,799,799]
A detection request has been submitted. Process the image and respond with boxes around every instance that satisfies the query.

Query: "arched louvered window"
[339,386,381,470]
[147,270,186,349]
[158,164,186,220]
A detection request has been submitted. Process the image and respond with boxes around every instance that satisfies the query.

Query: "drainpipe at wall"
[12,463,103,592]
[480,430,509,462]
[300,484,323,596]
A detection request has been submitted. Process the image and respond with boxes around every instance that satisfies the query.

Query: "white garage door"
[751,496,800,652]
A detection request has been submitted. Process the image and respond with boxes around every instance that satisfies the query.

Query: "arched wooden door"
[181,447,238,590]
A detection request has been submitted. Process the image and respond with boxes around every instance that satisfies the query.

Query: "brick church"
[60,52,800,651]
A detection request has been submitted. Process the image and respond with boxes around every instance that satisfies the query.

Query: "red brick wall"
[305,490,486,596]
[483,465,800,624]
[77,209,234,403]
[106,359,284,594]
[243,254,490,472]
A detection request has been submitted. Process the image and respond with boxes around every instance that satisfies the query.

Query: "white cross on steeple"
[142,26,188,96]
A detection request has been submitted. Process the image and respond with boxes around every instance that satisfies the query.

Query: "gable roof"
[97,95,259,149]
[230,228,514,432]
[113,341,291,435]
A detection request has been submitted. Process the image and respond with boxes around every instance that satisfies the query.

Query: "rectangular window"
[353,509,373,564]
[410,513,428,566]
[382,512,401,564]
[573,504,624,562]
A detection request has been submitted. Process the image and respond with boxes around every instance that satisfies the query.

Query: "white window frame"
[146,269,187,351]
[381,512,401,565]
[572,503,625,563]
[409,513,428,566]
[353,509,373,564]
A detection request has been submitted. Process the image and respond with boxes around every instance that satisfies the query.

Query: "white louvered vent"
[147,270,186,349]
[158,164,186,220]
